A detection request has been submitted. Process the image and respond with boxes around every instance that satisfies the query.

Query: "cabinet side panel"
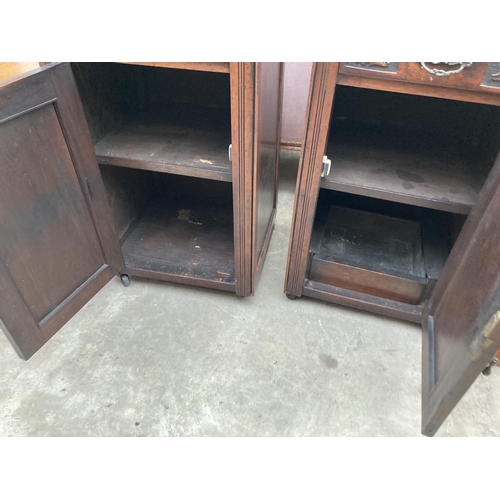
[281,62,313,148]
[230,62,255,296]
[284,63,339,297]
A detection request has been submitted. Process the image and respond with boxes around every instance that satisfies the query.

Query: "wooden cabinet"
[285,62,500,436]
[0,62,283,360]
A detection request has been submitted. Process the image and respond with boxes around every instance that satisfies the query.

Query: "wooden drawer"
[339,62,500,94]
[308,205,449,305]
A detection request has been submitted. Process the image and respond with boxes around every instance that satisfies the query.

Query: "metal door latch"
[228,144,232,162]
[321,155,331,177]
[482,357,498,376]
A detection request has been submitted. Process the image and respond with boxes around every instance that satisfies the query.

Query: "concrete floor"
[1,150,499,437]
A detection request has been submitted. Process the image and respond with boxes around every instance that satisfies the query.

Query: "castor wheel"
[482,357,498,376]
[120,274,130,287]
[286,293,297,300]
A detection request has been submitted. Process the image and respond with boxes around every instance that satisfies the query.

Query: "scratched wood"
[120,179,236,290]
[95,105,232,182]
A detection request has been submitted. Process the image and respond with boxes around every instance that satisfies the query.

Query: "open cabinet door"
[0,63,123,360]
[422,152,500,436]
[251,63,283,286]
[230,63,283,295]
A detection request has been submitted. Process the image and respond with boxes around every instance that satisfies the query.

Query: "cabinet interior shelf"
[121,191,236,292]
[321,120,487,215]
[95,104,232,182]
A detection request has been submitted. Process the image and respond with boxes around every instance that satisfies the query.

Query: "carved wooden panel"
[481,62,500,88]
[338,63,500,105]
[344,62,399,73]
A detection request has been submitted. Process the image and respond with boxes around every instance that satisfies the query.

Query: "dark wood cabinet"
[285,62,500,435]
[0,62,283,360]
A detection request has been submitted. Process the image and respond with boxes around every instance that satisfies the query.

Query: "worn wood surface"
[95,105,232,182]
[122,62,230,73]
[310,257,426,304]
[302,280,423,324]
[121,185,236,290]
[0,63,122,359]
[322,120,486,214]
[422,152,500,436]
[309,206,426,304]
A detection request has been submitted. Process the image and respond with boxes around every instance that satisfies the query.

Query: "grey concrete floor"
[1,150,499,437]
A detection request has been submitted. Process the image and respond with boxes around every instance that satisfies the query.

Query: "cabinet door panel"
[0,63,123,359]
[422,152,500,436]
[253,62,283,278]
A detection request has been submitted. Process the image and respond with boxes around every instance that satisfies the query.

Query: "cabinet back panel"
[72,63,231,145]
[99,165,156,240]
[332,86,500,166]
[71,62,139,144]
[0,103,105,324]
[136,65,230,109]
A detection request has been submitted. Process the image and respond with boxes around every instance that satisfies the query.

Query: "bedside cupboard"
[285,62,500,435]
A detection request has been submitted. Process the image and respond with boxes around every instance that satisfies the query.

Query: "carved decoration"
[420,62,472,77]
[344,62,399,73]
[361,62,390,67]
[481,62,500,88]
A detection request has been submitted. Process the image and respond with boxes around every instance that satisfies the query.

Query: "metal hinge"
[473,310,500,376]
[321,155,331,177]
[228,144,232,162]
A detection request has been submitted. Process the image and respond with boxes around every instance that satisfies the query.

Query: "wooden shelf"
[121,193,236,292]
[321,120,488,214]
[95,105,232,182]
